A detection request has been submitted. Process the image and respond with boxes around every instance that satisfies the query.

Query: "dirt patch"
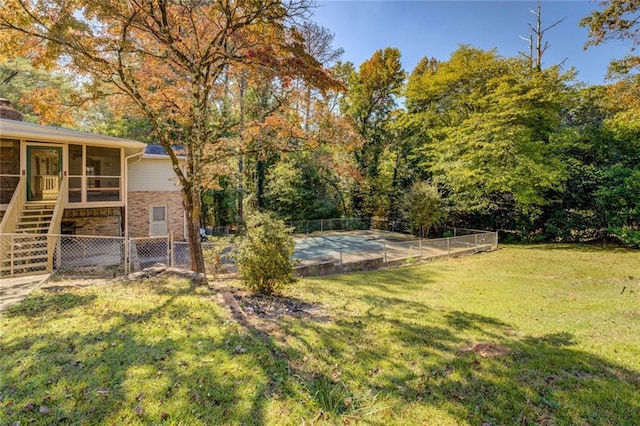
[209,283,330,336]
[234,293,329,321]
[462,342,511,358]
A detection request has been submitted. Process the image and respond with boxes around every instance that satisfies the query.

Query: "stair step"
[2,253,48,262]
[6,238,48,245]
[0,262,48,274]
[7,247,48,256]
[23,208,55,213]
[17,223,49,228]
[17,220,49,225]
[14,228,49,233]
[3,250,48,259]
[23,204,54,208]
[20,214,53,220]
[21,212,54,217]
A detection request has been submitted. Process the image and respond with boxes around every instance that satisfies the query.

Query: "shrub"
[236,211,296,294]
[202,236,236,278]
[401,181,447,238]
[609,227,640,248]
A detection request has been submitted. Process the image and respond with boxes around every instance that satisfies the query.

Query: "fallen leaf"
[96,388,110,396]
[39,405,50,414]
[136,392,145,402]
[134,404,144,416]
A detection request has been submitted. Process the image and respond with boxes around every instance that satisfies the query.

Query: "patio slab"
[0,274,50,312]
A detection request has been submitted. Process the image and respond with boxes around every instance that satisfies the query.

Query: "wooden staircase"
[0,202,56,277]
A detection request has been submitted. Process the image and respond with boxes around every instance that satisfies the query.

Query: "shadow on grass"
[510,242,636,253]
[5,291,97,318]
[2,276,639,425]
[0,281,291,425]
[278,294,640,424]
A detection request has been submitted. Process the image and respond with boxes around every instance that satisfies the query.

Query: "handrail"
[47,176,67,272]
[0,176,26,234]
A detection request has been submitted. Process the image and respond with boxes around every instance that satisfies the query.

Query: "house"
[0,115,187,275]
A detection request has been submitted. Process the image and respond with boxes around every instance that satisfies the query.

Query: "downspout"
[124,149,144,238]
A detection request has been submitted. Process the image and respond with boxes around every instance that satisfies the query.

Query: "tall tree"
[0,57,82,126]
[405,46,572,230]
[0,0,337,281]
[519,0,566,71]
[581,0,640,75]
[341,47,405,217]
[297,22,344,133]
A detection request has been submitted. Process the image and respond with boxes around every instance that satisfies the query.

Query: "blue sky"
[311,1,633,85]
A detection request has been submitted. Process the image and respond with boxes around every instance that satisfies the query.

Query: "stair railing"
[0,176,26,234]
[46,176,67,272]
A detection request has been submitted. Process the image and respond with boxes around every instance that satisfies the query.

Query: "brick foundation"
[127,191,185,240]
[62,208,122,236]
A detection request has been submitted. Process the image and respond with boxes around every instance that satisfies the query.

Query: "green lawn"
[1,245,639,425]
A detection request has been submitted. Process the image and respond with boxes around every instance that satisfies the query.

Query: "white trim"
[142,153,187,160]
[123,151,144,238]
[1,118,145,150]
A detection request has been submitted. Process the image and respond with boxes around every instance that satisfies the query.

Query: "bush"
[236,211,296,294]
[202,236,236,278]
[401,181,447,238]
[609,227,640,248]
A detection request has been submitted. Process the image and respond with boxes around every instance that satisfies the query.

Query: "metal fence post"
[419,237,422,259]
[447,237,451,255]
[475,234,478,250]
[56,236,62,270]
[10,235,14,277]
[126,236,131,274]
[340,248,343,267]
[167,235,171,266]
[321,219,323,233]
[170,233,174,267]
[384,241,387,263]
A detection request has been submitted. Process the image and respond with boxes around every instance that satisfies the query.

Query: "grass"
[1,244,639,425]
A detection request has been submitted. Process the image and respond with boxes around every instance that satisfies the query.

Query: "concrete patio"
[0,274,50,312]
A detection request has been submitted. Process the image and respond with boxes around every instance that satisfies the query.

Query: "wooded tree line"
[1,0,639,250]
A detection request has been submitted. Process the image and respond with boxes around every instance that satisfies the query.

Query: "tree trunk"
[237,72,246,223]
[183,186,207,284]
[388,143,403,221]
[256,159,266,208]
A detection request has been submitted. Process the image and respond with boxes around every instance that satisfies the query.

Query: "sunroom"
[0,118,145,233]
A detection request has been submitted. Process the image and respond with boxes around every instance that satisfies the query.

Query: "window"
[0,139,20,204]
[78,146,122,202]
[68,145,83,203]
[152,206,166,222]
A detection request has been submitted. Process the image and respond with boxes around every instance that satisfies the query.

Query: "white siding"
[128,157,181,192]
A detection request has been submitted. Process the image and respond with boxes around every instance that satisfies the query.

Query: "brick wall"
[62,208,122,236]
[127,191,185,240]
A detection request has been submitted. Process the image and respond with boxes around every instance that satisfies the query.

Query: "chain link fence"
[288,217,371,234]
[1,225,498,278]
[291,228,498,276]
